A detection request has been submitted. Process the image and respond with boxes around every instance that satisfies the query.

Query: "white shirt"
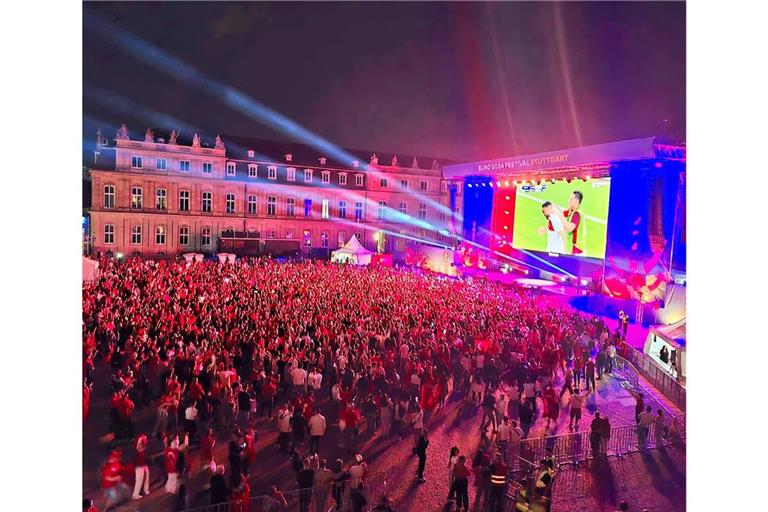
[291,367,307,386]
[308,414,327,436]
[547,213,566,254]
[308,371,323,390]
[185,406,198,421]
[277,409,292,433]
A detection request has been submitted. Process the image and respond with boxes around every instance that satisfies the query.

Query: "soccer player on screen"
[562,191,584,255]
[539,202,567,253]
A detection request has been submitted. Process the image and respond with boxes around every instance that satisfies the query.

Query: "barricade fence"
[621,349,686,411]
[505,413,686,474]
[180,469,387,512]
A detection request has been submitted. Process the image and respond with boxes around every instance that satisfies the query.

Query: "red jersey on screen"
[567,210,583,254]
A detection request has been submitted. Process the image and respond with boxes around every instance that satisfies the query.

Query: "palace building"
[86,125,462,258]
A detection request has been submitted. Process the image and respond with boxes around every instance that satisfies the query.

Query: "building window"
[321,231,329,248]
[303,229,312,247]
[179,190,190,212]
[156,158,167,170]
[247,150,255,158]
[179,226,189,246]
[202,191,212,213]
[321,172,330,184]
[378,201,387,221]
[420,181,428,191]
[156,225,166,245]
[440,181,448,193]
[338,200,347,219]
[400,179,408,189]
[304,198,312,217]
[399,201,407,216]
[268,166,277,180]
[267,196,277,216]
[338,173,347,185]
[355,201,363,221]
[227,162,236,176]
[104,224,115,245]
[355,174,364,187]
[419,203,427,220]
[131,156,142,169]
[103,185,115,209]
[440,211,447,222]
[247,195,257,215]
[201,227,211,246]
[287,168,296,181]
[248,164,257,178]
[321,199,330,219]
[226,193,236,214]
[285,228,294,239]
[286,197,296,217]
[380,178,388,188]
[131,225,142,245]
[203,162,213,174]
[304,169,313,182]
[131,187,143,209]
[156,188,167,210]
[179,160,190,172]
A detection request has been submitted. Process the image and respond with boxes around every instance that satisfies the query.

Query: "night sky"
[83,1,685,162]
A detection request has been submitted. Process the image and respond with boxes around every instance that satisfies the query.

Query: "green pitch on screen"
[511,178,611,259]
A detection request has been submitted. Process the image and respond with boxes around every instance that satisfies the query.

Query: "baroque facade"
[87,126,462,257]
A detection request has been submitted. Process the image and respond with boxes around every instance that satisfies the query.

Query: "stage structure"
[443,137,686,325]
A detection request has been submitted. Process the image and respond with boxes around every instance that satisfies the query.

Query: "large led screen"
[512,178,611,259]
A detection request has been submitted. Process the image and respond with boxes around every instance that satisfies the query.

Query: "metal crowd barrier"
[621,350,686,411]
[505,414,685,474]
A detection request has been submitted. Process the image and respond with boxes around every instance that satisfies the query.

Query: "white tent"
[331,235,373,265]
[82,257,99,283]
[644,317,686,379]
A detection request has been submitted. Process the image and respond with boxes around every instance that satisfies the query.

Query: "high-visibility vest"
[490,464,507,486]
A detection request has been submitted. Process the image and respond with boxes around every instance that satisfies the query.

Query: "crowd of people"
[83,256,639,511]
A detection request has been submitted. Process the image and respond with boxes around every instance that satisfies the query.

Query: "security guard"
[488,452,508,512]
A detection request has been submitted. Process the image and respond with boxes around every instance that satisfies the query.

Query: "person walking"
[313,459,333,512]
[654,409,667,448]
[308,408,326,454]
[638,406,654,450]
[496,417,511,462]
[488,452,508,512]
[453,455,471,512]
[415,429,429,482]
[297,457,316,512]
[585,358,596,392]
[568,388,585,431]
[447,446,459,503]
[131,434,150,500]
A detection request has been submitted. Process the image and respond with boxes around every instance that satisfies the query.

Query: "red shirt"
[164,448,179,473]
[567,210,582,253]
[101,461,122,488]
[188,381,204,401]
[454,463,471,480]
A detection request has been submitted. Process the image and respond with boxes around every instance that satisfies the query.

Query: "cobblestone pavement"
[551,445,686,511]
[84,364,682,512]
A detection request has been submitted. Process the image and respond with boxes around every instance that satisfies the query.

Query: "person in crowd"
[447,446,460,503]
[308,407,327,454]
[101,450,129,511]
[131,434,150,500]
[297,457,316,512]
[313,459,333,512]
[654,408,668,448]
[628,390,645,424]
[415,430,429,483]
[164,434,189,494]
[263,485,289,511]
[453,455,471,512]
[638,405,655,450]
[488,452,509,512]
